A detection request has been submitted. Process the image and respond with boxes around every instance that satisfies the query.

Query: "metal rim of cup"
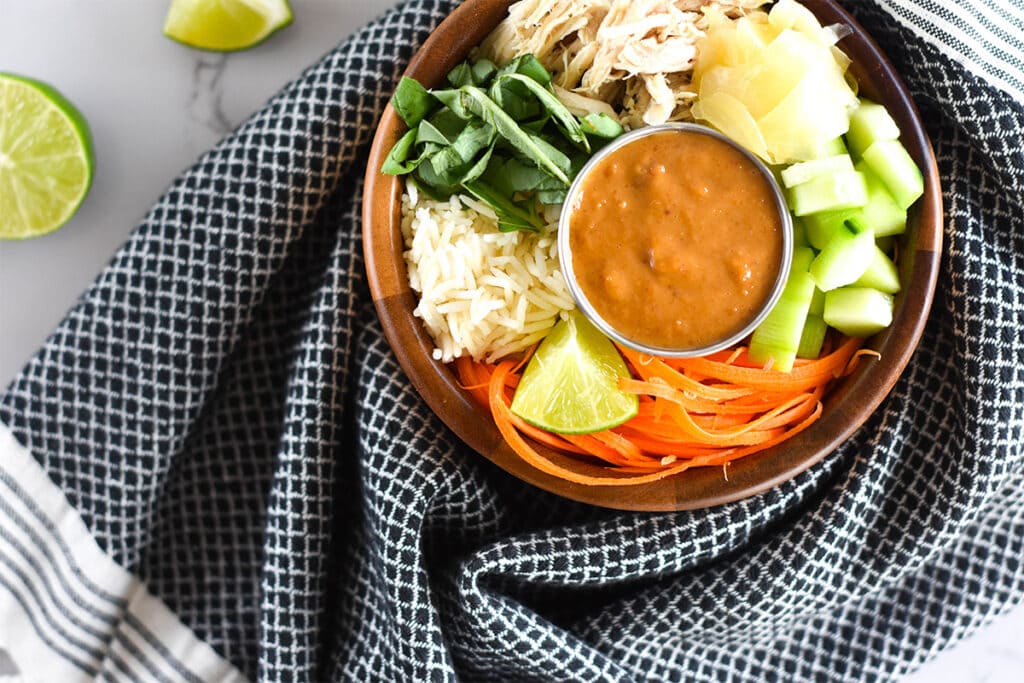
[557,122,794,359]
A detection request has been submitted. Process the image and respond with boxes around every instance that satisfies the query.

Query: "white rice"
[400,183,575,363]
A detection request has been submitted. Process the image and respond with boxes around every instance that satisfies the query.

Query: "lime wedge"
[0,73,94,240]
[163,0,293,51]
[511,310,639,434]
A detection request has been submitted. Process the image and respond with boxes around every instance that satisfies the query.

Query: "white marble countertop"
[0,1,1021,680]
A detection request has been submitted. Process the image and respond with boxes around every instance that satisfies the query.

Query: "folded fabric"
[1,0,1022,680]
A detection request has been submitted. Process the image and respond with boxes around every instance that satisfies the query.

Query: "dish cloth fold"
[1,0,1022,680]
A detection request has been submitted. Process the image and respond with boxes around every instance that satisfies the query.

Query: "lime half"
[511,310,639,434]
[0,74,94,240]
[163,0,293,51]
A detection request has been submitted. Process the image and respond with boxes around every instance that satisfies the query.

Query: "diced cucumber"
[856,161,907,237]
[853,245,901,293]
[846,98,900,158]
[796,314,828,359]
[788,170,868,216]
[781,154,854,188]
[804,207,859,249]
[808,286,825,316]
[861,139,924,210]
[809,216,874,291]
[823,287,893,337]
[792,216,809,247]
[790,245,816,274]
[748,247,816,373]
[810,136,849,159]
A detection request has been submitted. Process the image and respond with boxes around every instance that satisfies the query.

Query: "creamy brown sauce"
[568,130,784,350]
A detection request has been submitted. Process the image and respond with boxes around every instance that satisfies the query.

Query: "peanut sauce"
[567,129,784,350]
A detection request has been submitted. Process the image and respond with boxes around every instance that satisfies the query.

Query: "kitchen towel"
[1,0,1022,681]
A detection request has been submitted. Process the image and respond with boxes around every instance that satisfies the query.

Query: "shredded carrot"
[464,335,866,486]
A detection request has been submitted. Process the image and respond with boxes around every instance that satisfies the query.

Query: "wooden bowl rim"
[362,0,943,512]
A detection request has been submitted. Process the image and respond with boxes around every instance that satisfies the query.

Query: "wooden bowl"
[362,0,942,511]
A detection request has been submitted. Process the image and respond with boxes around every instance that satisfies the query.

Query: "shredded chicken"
[477,0,770,127]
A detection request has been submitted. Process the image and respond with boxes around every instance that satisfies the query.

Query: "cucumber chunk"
[810,136,849,159]
[808,286,825,316]
[824,287,893,337]
[861,139,924,210]
[748,247,816,373]
[788,170,868,216]
[804,207,859,249]
[781,154,854,188]
[792,216,810,247]
[853,245,901,293]
[846,99,900,158]
[796,314,828,359]
[809,216,875,291]
[856,160,907,237]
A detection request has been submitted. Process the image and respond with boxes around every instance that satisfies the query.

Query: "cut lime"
[163,0,293,51]
[0,73,94,240]
[511,310,639,434]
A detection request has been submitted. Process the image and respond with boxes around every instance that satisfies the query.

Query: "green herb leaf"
[416,119,451,145]
[493,73,590,152]
[463,179,545,232]
[391,76,435,128]
[446,62,475,88]
[537,189,567,205]
[496,54,552,86]
[381,129,419,175]
[470,58,497,86]
[438,86,571,185]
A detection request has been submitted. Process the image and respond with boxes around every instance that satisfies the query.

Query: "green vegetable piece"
[381,129,419,175]
[391,76,435,128]
[855,160,907,237]
[796,314,828,359]
[496,53,552,86]
[787,170,868,216]
[861,139,924,210]
[804,208,860,249]
[414,157,460,196]
[846,98,900,158]
[853,245,901,294]
[810,136,849,159]
[471,58,497,86]
[792,216,809,247]
[823,287,893,337]
[492,73,590,151]
[460,144,495,185]
[415,119,450,146]
[808,286,825,316]
[446,62,475,88]
[537,189,567,204]
[433,86,570,185]
[581,113,624,139]
[503,157,550,192]
[748,246,816,373]
[428,108,468,141]
[809,216,875,291]
[523,130,572,175]
[463,179,544,232]
[791,244,816,273]
[491,80,543,122]
[781,154,854,189]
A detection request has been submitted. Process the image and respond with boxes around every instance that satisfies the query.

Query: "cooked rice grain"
[400,185,574,363]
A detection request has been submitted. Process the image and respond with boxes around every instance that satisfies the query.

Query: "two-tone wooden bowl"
[362,0,942,511]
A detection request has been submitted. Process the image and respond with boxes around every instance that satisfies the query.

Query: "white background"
[0,1,1021,680]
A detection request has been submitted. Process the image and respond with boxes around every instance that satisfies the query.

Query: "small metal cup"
[558,122,794,358]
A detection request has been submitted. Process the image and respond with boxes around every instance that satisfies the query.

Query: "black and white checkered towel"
[1,1,1022,681]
